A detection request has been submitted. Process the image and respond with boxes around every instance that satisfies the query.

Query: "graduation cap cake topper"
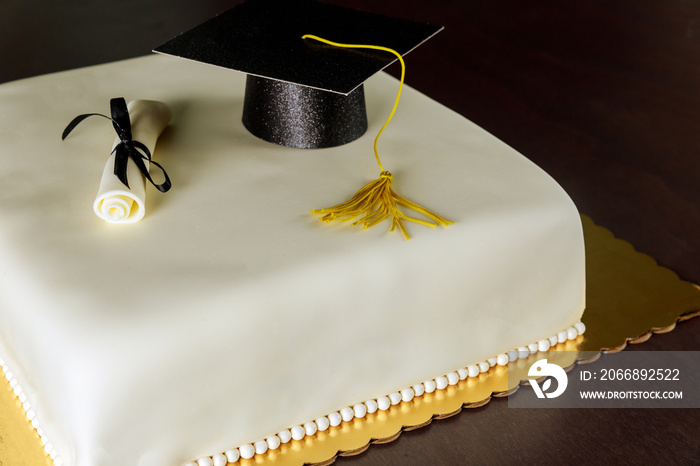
[154,0,442,149]
[155,0,451,238]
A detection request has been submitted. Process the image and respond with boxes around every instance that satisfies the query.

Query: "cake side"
[0,55,584,466]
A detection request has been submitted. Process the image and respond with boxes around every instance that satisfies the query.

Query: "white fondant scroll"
[93,100,171,223]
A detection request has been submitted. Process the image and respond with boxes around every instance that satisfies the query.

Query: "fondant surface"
[0,55,585,466]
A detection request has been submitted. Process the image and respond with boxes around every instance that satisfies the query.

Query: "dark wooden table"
[2,1,698,464]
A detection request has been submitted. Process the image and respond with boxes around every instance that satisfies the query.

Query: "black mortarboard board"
[154,0,442,148]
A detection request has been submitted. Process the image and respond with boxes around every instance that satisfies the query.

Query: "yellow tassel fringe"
[312,171,452,240]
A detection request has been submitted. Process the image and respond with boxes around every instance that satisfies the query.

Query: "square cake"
[0,52,585,465]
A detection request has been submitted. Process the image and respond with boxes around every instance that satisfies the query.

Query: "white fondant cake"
[0,55,585,466]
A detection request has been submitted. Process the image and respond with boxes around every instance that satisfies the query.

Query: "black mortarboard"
[154,0,442,148]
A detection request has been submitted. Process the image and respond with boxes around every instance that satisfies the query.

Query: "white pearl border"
[0,357,65,466]
[188,321,586,466]
[1,322,586,466]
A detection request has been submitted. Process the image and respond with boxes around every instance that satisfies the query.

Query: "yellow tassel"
[312,171,452,240]
[303,34,452,240]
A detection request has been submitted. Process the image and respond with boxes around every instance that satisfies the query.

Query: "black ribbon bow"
[62,97,171,193]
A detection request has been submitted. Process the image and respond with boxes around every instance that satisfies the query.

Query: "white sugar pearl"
[467,365,480,377]
[54,459,64,466]
[557,331,568,344]
[196,456,214,466]
[35,427,43,437]
[239,444,255,459]
[478,362,490,373]
[255,440,269,455]
[567,327,578,340]
[435,376,448,390]
[575,321,586,335]
[43,442,54,455]
[377,396,391,411]
[315,417,330,431]
[353,403,367,418]
[423,380,437,393]
[496,354,509,366]
[487,357,497,367]
[457,368,468,380]
[538,339,551,352]
[18,392,27,403]
[388,392,402,405]
[304,421,317,436]
[26,409,35,421]
[401,388,415,402]
[413,384,425,396]
[548,335,559,346]
[518,347,530,359]
[446,372,459,386]
[328,412,343,426]
[340,406,355,422]
[291,425,306,440]
[49,449,58,459]
[528,343,539,354]
[31,417,41,429]
[365,399,378,414]
[277,429,292,444]
[213,454,228,466]
[507,350,519,362]
[225,450,240,463]
[266,435,281,450]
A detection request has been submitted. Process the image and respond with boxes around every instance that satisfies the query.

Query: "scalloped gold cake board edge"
[1,215,699,466]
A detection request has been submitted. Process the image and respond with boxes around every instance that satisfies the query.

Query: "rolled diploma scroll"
[93,100,172,223]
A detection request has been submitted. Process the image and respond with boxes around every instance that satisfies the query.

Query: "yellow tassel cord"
[303,34,452,240]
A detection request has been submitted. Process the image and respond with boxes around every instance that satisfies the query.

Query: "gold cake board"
[2,215,699,466]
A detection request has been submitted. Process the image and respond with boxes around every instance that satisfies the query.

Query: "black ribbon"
[62,97,171,193]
